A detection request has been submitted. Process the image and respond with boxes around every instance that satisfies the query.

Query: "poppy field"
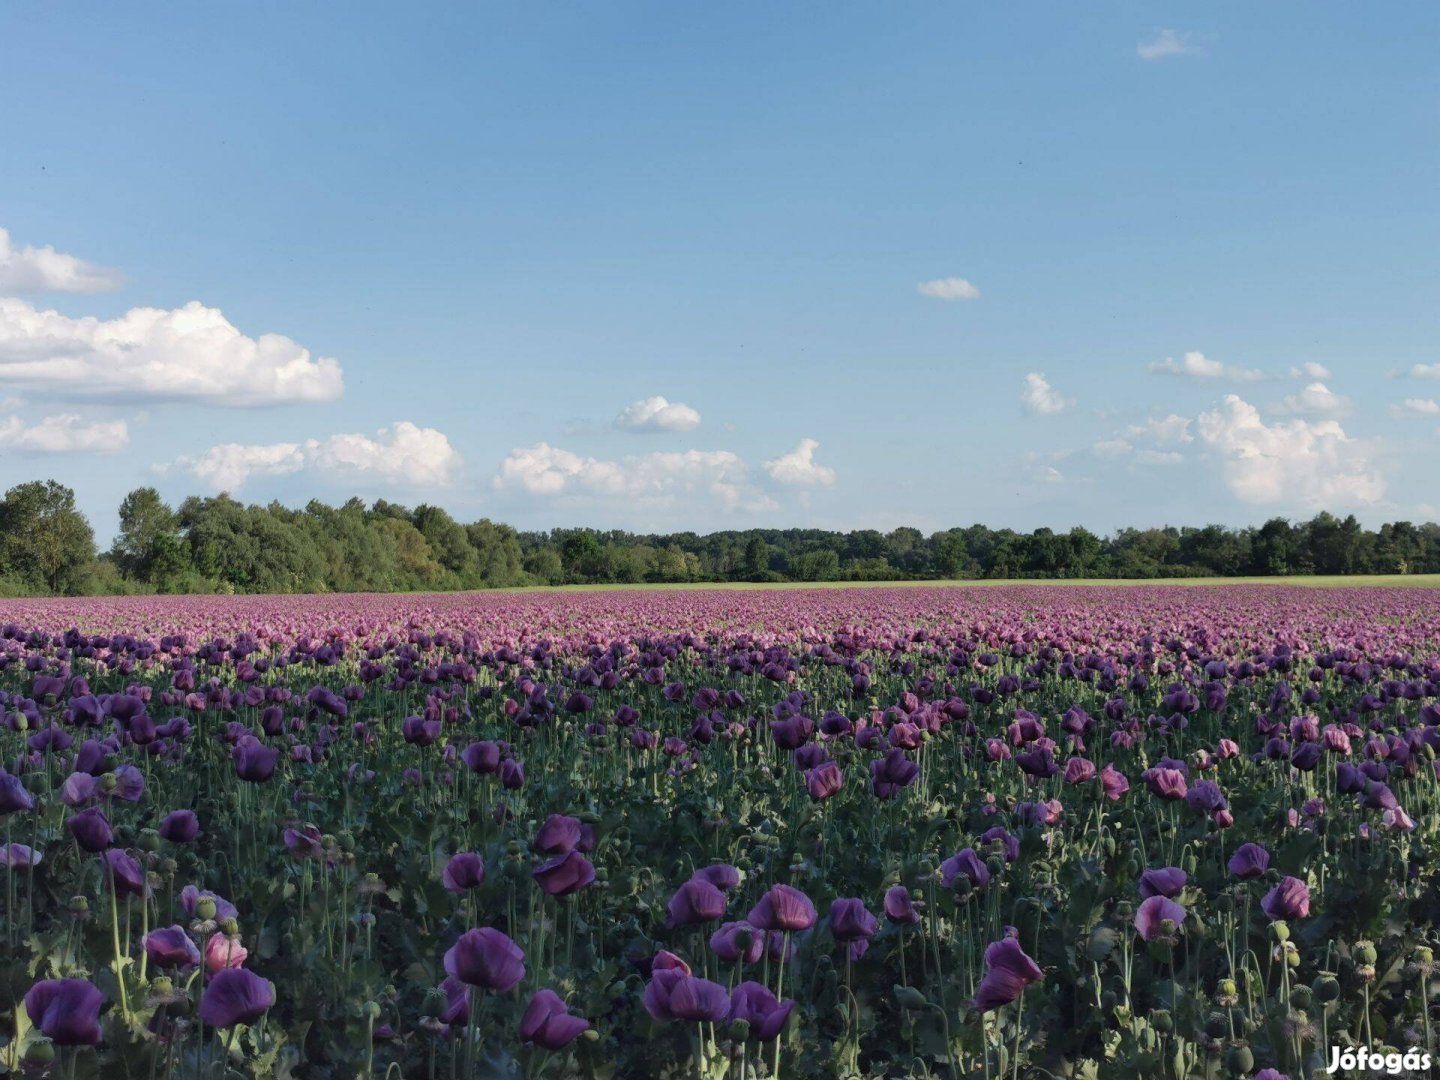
[2,584,1439,1079]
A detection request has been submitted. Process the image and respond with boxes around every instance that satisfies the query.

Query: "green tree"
[0,480,97,594]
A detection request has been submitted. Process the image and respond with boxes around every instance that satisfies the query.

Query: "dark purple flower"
[1064,758,1096,784]
[728,981,794,1040]
[1134,895,1186,941]
[643,952,693,1020]
[710,921,764,964]
[442,852,486,893]
[870,748,920,799]
[666,976,731,1022]
[829,898,877,959]
[1261,876,1310,921]
[533,814,584,854]
[24,979,104,1045]
[144,925,202,969]
[1227,842,1271,879]
[1143,767,1188,800]
[532,851,596,897]
[102,848,148,897]
[941,848,990,891]
[159,810,199,843]
[232,735,278,782]
[692,864,742,893]
[444,927,526,991]
[198,968,275,1028]
[500,759,525,789]
[520,988,590,1049]
[1183,780,1227,815]
[883,885,921,924]
[747,884,817,933]
[973,937,1043,1012]
[0,770,35,814]
[1100,764,1130,801]
[805,761,844,801]
[1138,867,1187,899]
[667,878,727,928]
[66,806,113,852]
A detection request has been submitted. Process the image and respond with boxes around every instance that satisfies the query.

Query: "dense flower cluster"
[1,583,1438,1076]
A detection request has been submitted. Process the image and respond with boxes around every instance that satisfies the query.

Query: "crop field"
[2,584,1439,1079]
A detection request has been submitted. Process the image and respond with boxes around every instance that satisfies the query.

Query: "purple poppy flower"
[1143,767,1188,800]
[232,735,278,782]
[710,921,764,964]
[667,878,727,928]
[941,848,990,891]
[520,988,589,1049]
[1227,842,1271,879]
[728,981,794,1041]
[643,953,693,1020]
[805,761,844,800]
[159,810,199,843]
[884,885,921,925]
[60,771,98,807]
[1134,895,1186,941]
[973,937,1043,1012]
[460,740,502,774]
[67,806,113,852]
[1100,764,1130,801]
[1184,780,1227,815]
[444,928,525,991]
[1064,758,1096,784]
[198,968,275,1028]
[532,814,584,854]
[144,925,202,969]
[0,771,34,814]
[532,851,596,897]
[442,852,486,893]
[102,848,148,897]
[500,759,525,790]
[283,825,324,860]
[665,976,731,1023]
[0,843,40,868]
[1261,876,1310,921]
[1138,867,1187,899]
[747,884,817,932]
[181,885,238,921]
[829,898,877,959]
[692,864,742,892]
[23,979,104,1045]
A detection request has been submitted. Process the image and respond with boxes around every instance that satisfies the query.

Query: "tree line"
[1,479,1438,597]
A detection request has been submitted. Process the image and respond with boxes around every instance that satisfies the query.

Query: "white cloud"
[1392,398,1440,417]
[917,277,980,301]
[1409,363,1440,379]
[1137,29,1199,61]
[613,395,702,433]
[1289,362,1332,379]
[1134,449,1185,466]
[0,413,128,454]
[0,227,123,294]
[764,438,836,488]
[0,297,343,406]
[497,442,777,510]
[173,421,459,491]
[1150,350,1263,381]
[1274,381,1350,417]
[1021,372,1070,416]
[1196,394,1384,508]
[1127,414,1193,444]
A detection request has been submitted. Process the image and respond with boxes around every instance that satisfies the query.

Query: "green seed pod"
[1270,921,1290,943]
[138,828,161,852]
[1182,851,1197,875]
[1417,946,1435,965]
[1204,1012,1229,1039]
[1223,1044,1254,1075]
[23,1041,55,1065]
[68,895,90,916]
[1214,894,1235,915]
[362,1001,382,1021]
[1151,1009,1173,1034]
[1289,985,1313,1010]
[1355,941,1378,965]
[218,917,239,937]
[196,898,217,920]
[985,855,1004,877]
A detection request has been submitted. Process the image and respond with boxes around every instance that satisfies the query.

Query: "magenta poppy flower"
[23,979,104,1045]
[973,937,1043,1012]
[1143,767,1188,800]
[1064,758,1096,784]
[805,761,844,800]
[444,928,525,991]
[1099,764,1130,801]
[747,884,817,932]
[520,988,589,1049]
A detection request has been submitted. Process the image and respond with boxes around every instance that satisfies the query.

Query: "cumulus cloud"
[1093,414,1192,465]
[1409,363,1440,379]
[497,442,777,511]
[1137,29,1199,60]
[1274,381,1350,417]
[1128,414,1193,444]
[1196,394,1384,508]
[0,413,128,453]
[1021,373,1070,416]
[613,395,702,433]
[1150,351,1263,381]
[917,277,980,301]
[1289,361,1332,379]
[0,297,343,406]
[764,438,837,488]
[172,421,459,491]
[1392,398,1440,417]
[0,227,123,294]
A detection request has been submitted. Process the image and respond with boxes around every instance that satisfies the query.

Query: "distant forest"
[2,479,1438,597]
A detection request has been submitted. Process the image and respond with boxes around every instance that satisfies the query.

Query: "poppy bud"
[1224,1045,1254,1075]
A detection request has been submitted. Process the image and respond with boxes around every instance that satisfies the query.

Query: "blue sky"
[2,2,1437,542]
